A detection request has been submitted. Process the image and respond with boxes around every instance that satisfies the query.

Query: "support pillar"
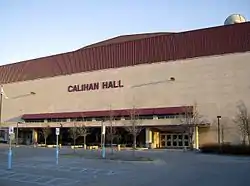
[145,128,152,148]
[4,130,8,142]
[32,129,38,144]
[153,132,160,148]
[194,126,199,150]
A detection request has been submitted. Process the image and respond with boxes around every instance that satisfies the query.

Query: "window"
[114,116,122,120]
[85,117,92,121]
[47,118,67,122]
[157,114,181,119]
[70,117,84,122]
[139,115,153,120]
[24,119,45,123]
[124,116,130,120]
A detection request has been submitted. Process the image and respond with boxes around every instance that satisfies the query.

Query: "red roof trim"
[22,106,192,120]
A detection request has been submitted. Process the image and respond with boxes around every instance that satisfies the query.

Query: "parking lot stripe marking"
[107,170,116,175]
[80,168,87,172]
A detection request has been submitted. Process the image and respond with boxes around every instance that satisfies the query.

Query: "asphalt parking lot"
[0,145,250,186]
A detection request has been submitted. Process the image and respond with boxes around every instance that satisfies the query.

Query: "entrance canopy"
[154,123,210,133]
[22,106,193,120]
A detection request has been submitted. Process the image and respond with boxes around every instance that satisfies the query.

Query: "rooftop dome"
[224,14,247,25]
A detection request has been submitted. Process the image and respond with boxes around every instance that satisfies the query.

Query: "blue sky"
[0,0,249,65]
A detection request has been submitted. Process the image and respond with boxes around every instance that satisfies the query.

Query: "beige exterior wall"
[2,52,250,144]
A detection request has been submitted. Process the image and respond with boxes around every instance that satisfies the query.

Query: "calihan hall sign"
[68,80,124,92]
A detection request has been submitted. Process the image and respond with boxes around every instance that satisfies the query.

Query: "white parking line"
[16,163,121,175]
[0,170,79,186]
[22,175,45,182]
[0,160,127,183]
[0,170,15,178]
[1,163,123,176]
[7,173,29,179]
[80,168,88,172]
[107,170,116,175]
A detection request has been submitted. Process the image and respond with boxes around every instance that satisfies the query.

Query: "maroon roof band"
[1,23,250,84]
[21,106,192,120]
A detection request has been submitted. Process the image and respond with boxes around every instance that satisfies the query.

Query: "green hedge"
[200,143,250,156]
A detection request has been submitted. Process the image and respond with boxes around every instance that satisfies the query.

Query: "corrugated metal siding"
[1,23,250,84]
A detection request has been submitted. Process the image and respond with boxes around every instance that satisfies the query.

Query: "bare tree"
[220,119,226,144]
[124,105,143,154]
[219,117,230,144]
[77,123,91,149]
[180,102,205,149]
[68,122,79,152]
[69,122,91,151]
[234,101,250,145]
[105,106,117,154]
[41,125,51,145]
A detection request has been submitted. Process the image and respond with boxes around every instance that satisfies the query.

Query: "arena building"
[0,15,250,149]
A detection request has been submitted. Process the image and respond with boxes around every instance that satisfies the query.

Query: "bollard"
[102,146,106,158]
[7,148,12,169]
[56,147,59,165]
[55,128,60,165]
[7,131,14,170]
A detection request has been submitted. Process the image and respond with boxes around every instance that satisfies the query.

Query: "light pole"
[217,116,221,145]
[0,87,3,125]
[60,123,63,146]
[0,85,9,142]
[130,77,175,89]
[0,85,7,126]
[16,120,24,147]
[0,87,36,124]
[130,77,175,148]
[0,86,36,147]
[16,122,19,146]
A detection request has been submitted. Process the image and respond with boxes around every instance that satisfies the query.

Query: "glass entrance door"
[166,134,172,146]
[160,133,189,148]
[160,134,166,147]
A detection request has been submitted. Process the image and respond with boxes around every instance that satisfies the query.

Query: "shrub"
[200,143,250,156]
[120,144,127,148]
